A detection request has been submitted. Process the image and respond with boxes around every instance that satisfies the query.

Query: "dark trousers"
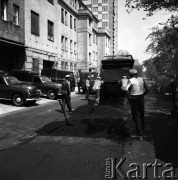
[130,95,145,136]
[86,87,90,100]
[62,93,72,112]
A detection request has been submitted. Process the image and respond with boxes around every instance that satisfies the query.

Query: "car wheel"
[47,90,56,100]
[12,94,25,106]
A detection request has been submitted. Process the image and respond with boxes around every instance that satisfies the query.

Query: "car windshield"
[41,76,51,83]
[4,76,21,85]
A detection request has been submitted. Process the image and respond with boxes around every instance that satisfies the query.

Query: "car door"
[31,76,46,94]
[0,76,11,99]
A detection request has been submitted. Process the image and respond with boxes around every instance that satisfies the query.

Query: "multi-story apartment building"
[0,0,25,70]
[81,0,118,55]
[0,0,110,74]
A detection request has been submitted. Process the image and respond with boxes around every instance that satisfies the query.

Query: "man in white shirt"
[93,76,103,105]
[126,69,149,140]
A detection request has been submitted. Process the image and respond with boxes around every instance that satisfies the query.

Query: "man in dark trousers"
[61,75,73,112]
[85,76,91,100]
[126,69,149,140]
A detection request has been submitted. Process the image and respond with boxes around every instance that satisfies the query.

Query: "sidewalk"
[0,97,157,180]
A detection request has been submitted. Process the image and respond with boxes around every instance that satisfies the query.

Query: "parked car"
[9,70,62,100]
[79,72,98,93]
[41,68,75,91]
[0,74,41,106]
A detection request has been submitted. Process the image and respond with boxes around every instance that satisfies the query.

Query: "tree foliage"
[145,15,178,73]
[125,0,178,16]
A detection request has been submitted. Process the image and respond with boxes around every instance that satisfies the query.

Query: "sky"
[117,0,173,64]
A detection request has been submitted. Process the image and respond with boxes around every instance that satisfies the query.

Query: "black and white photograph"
[0,0,178,179]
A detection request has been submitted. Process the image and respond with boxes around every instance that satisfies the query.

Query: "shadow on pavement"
[145,90,178,168]
[36,99,133,143]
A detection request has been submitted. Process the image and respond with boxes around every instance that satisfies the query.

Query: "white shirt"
[126,77,144,95]
[94,80,103,90]
[86,79,90,87]
[121,78,128,90]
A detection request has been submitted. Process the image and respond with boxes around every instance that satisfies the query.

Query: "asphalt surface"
[0,89,178,179]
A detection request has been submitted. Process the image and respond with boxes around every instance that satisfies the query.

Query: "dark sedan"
[0,75,41,106]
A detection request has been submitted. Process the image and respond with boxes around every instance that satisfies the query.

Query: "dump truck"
[100,55,134,96]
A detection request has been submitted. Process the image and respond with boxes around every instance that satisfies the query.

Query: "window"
[61,8,64,24]
[61,61,64,69]
[74,0,77,9]
[89,53,91,63]
[102,6,108,11]
[48,0,53,5]
[93,7,98,12]
[65,37,68,51]
[70,40,73,53]
[13,4,19,25]
[96,35,98,45]
[70,15,72,29]
[61,36,65,50]
[1,0,8,21]
[65,11,68,25]
[89,33,91,46]
[102,14,108,19]
[31,11,39,36]
[74,42,77,54]
[74,18,76,31]
[93,0,98,4]
[102,22,108,28]
[48,20,54,41]
[70,63,73,71]
[93,51,95,61]
[65,62,68,70]
[93,33,95,44]
[102,0,108,3]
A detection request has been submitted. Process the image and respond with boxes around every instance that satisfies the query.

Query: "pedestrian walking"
[125,69,149,140]
[85,76,90,100]
[61,75,73,112]
[92,76,103,105]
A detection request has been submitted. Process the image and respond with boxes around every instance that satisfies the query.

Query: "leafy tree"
[145,15,178,73]
[125,0,178,16]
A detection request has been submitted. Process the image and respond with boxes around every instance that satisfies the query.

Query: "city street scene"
[0,0,178,179]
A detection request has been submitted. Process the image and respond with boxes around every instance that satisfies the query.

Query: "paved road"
[0,89,178,179]
[0,92,85,150]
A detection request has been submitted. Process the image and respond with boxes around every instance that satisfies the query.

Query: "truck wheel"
[12,94,25,106]
[47,90,56,100]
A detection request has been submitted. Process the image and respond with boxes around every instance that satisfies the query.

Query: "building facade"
[81,0,118,55]
[0,0,25,70]
[0,0,110,74]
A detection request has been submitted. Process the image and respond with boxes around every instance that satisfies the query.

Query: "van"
[9,70,61,99]
[41,68,75,91]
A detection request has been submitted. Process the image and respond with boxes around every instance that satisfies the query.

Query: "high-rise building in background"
[81,0,118,55]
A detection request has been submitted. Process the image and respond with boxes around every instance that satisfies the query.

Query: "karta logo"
[105,158,177,179]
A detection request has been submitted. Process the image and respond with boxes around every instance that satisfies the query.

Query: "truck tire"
[47,90,56,100]
[12,94,25,106]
